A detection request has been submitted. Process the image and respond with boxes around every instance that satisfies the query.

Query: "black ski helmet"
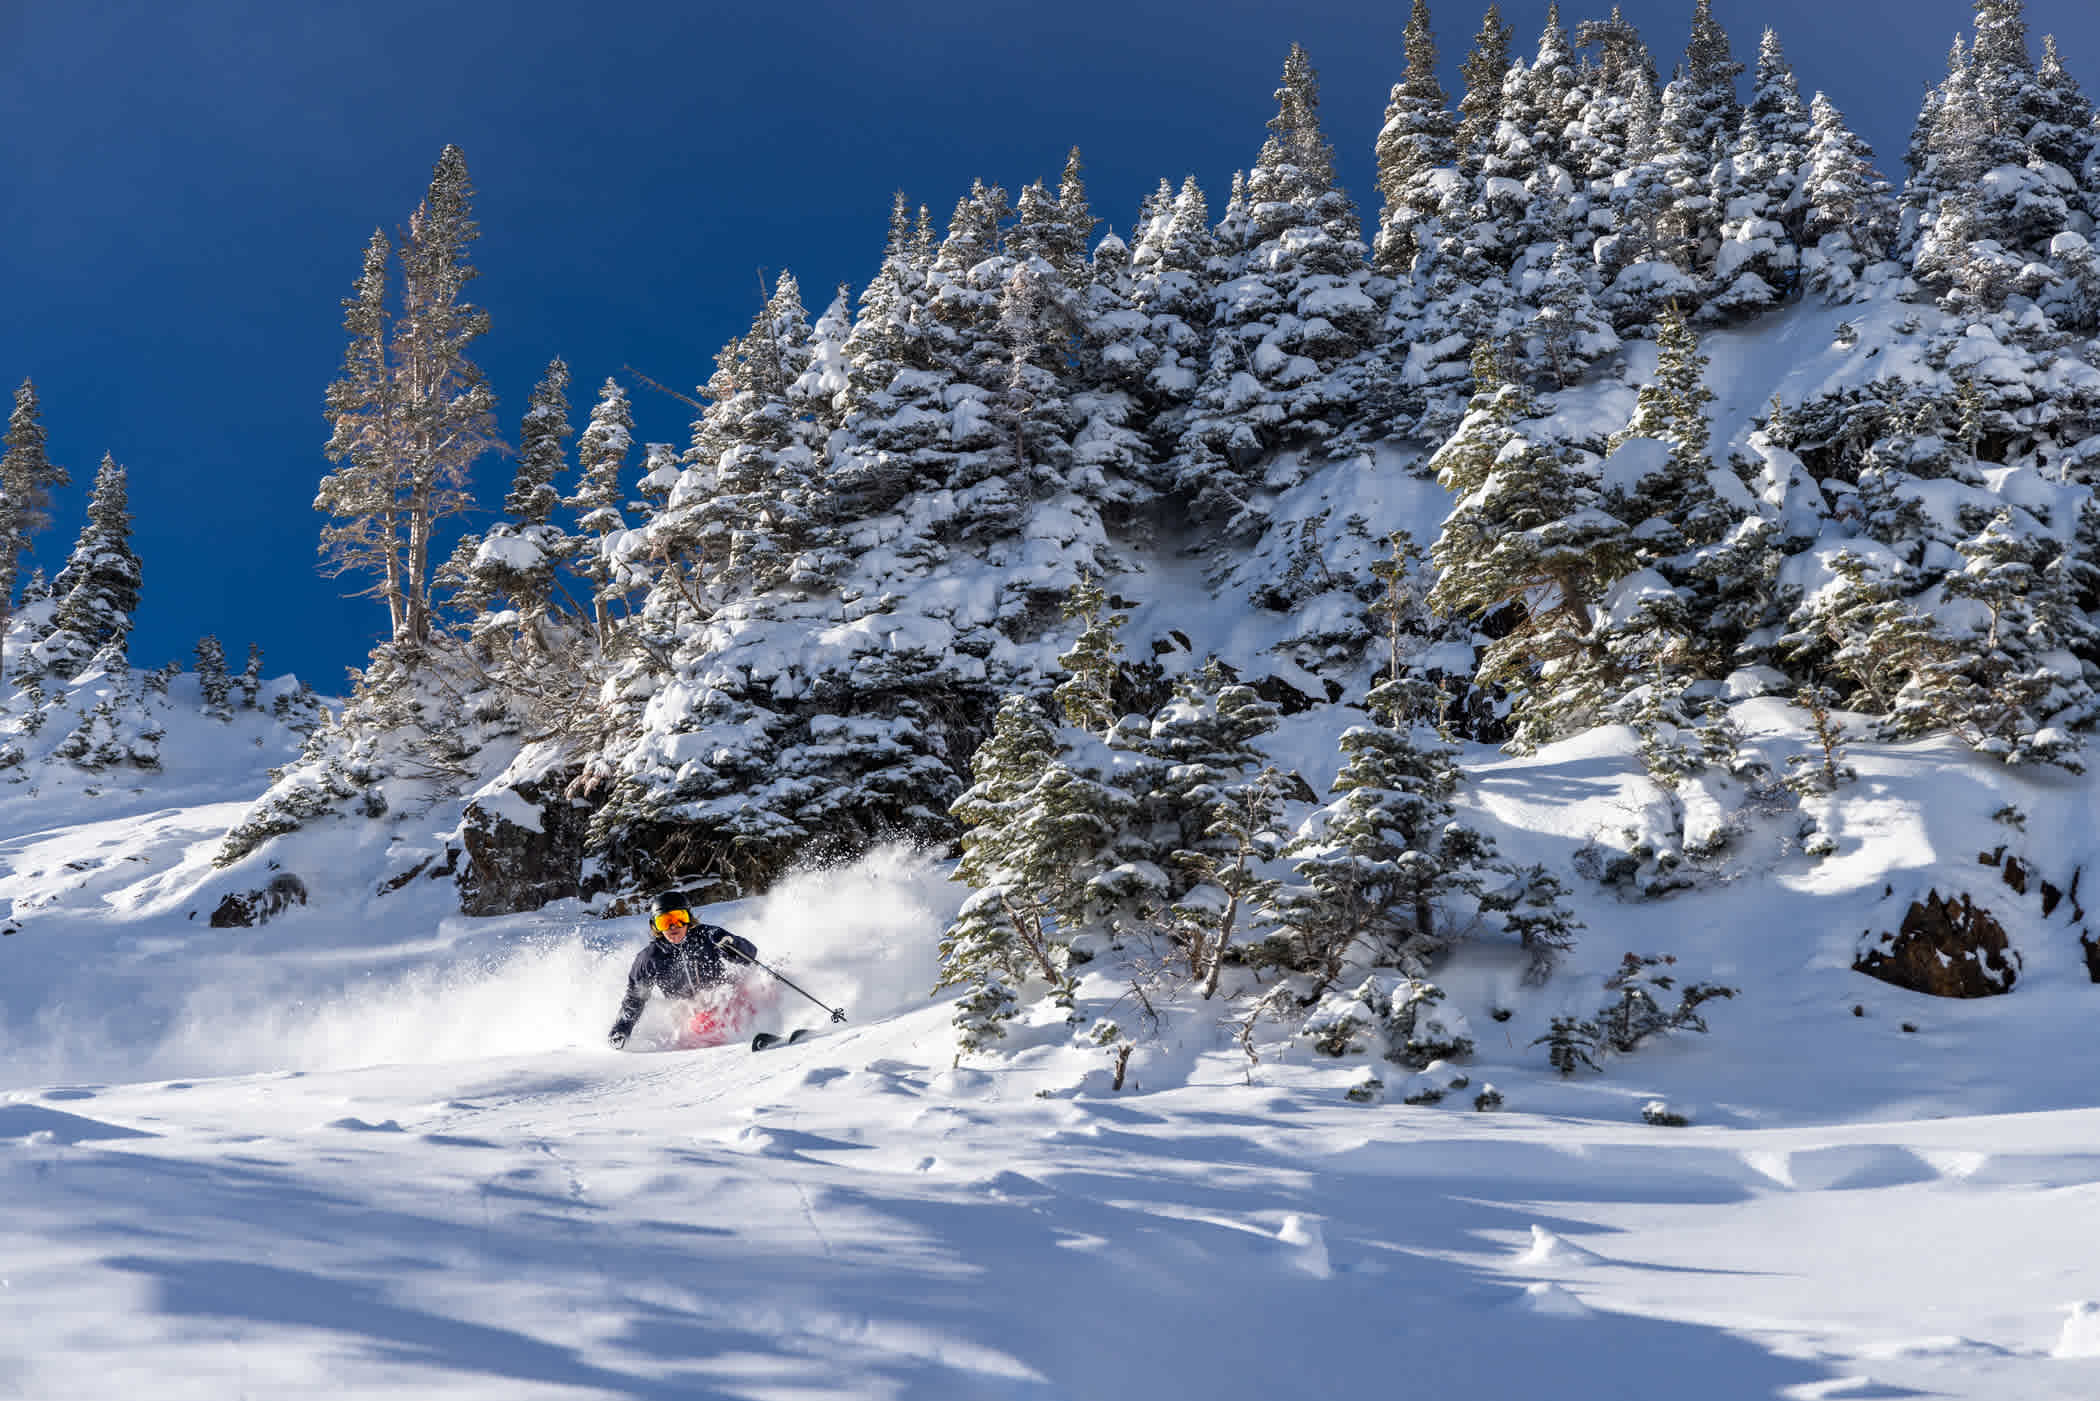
[652,890,690,917]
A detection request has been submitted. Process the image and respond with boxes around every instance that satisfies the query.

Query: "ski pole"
[717,939,848,1022]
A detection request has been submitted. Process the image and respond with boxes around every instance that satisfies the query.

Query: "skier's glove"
[608,1027,629,1050]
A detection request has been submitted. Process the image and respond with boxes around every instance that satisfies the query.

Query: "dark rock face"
[1855,891,2019,998]
[456,770,593,917]
[210,873,309,928]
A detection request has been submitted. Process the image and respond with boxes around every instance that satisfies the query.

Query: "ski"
[749,1028,815,1052]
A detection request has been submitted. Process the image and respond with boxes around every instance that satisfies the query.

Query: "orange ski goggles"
[652,908,693,937]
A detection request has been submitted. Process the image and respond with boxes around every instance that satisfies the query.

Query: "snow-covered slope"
[7,683,2100,1397]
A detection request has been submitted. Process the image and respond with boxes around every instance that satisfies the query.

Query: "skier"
[607,890,768,1049]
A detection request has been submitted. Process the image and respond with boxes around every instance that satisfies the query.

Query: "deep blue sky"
[3,0,2097,689]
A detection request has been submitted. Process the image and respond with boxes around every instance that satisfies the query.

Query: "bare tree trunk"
[1201,850,1249,1000]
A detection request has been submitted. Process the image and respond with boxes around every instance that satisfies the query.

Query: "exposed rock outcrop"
[1855,891,2019,998]
[210,873,309,928]
[456,769,593,917]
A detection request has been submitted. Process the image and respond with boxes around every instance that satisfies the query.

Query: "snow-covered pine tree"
[683,273,824,599]
[1455,4,1516,176]
[1485,2,1580,265]
[569,377,635,646]
[938,690,1142,1054]
[1140,658,1282,896]
[458,357,575,670]
[1176,764,1286,999]
[1429,345,1636,748]
[1052,569,1125,734]
[937,694,1058,1052]
[505,356,569,527]
[2034,34,2098,227]
[38,453,140,680]
[0,380,67,691]
[237,643,264,710]
[317,146,499,652]
[1780,551,1954,719]
[1898,35,1970,266]
[1568,7,1659,187]
[1605,304,1727,558]
[1173,43,1376,541]
[1795,93,1896,300]
[1127,175,1214,452]
[195,635,233,722]
[1707,29,1810,319]
[1597,89,1699,332]
[1669,0,1745,254]
[1912,3,2074,313]
[832,192,955,521]
[1923,507,2093,766]
[1523,241,1616,387]
[1480,863,1583,982]
[1274,650,1493,994]
[52,662,151,772]
[1373,0,1457,276]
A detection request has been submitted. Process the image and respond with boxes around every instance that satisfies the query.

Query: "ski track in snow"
[8,1032,2100,1400]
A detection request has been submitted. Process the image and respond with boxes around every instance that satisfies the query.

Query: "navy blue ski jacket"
[609,924,758,1041]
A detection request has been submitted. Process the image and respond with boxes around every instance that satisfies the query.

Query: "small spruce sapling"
[1534,1016,1603,1075]
[1785,683,1856,796]
[1481,863,1584,984]
[1597,952,1737,1052]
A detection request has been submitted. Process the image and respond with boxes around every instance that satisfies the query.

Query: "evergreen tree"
[238,642,265,710]
[1796,93,1896,299]
[1781,552,1958,720]
[1275,663,1492,993]
[1373,0,1457,274]
[2034,34,2097,220]
[1898,36,1971,265]
[1607,305,1726,557]
[834,193,954,518]
[0,380,67,690]
[40,453,141,679]
[460,357,574,663]
[317,145,499,650]
[1142,659,1282,891]
[1131,175,1214,407]
[1928,508,2094,765]
[1523,241,1616,387]
[1174,44,1375,539]
[1569,8,1660,187]
[1430,348,1636,749]
[506,357,570,526]
[1177,766,1286,999]
[1053,569,1126,734]
[1676,0,1745,175]
[1708,29,1811,318]
[195,635,233,721]
[1456,4,1516,174]
[682,273,824,599]
[1480,864,1583,982]
[1501,3,1581,188]
[569,377,635,645]
[938,693,1140,1054]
